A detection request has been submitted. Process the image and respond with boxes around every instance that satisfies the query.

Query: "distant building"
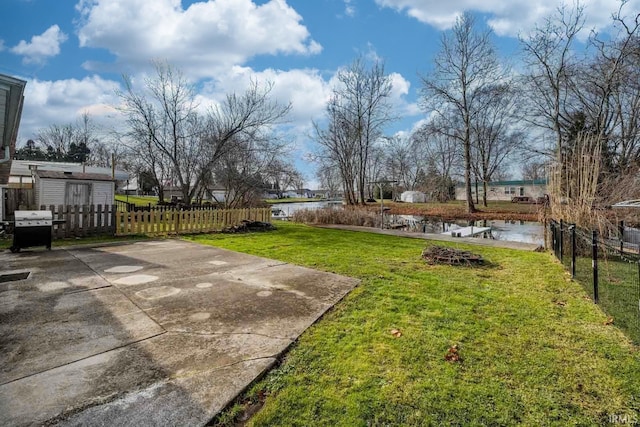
[400,191,427,203]
[455,179,547,202]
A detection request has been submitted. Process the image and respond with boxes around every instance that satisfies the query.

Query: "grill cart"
[10,210,53,253]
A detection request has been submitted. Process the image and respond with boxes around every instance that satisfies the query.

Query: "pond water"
[392,215,544,246]
[270,201,544,246]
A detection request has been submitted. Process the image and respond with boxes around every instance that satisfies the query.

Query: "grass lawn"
[115,194,159,207]
[187,222,640,426]
[570,253,640,345]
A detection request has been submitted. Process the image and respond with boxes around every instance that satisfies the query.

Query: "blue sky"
[0,0,635,184]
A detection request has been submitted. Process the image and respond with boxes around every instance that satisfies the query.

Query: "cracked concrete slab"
[0,239,359,426]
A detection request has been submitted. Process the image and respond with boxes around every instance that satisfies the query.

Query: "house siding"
[93,181,114,206]
[38,178,66,206]
[456,182,547,201]
[35,178,114,207]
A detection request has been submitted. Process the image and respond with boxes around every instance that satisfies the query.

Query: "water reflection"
[389,215,544,245]
[269,201,544,245]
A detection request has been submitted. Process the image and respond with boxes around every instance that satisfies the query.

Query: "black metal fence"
[549,220,640,344]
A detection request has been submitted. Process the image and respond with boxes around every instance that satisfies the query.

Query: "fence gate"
[3,188,35,219]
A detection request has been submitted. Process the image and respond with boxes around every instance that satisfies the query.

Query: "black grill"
[10,210,53,253]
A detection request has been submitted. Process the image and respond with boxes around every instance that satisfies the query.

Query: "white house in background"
[455,179,548,201]
[400,191,427,203]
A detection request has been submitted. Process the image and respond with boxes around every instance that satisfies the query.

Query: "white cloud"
[19,76,122,140]
[373,0,640,37]
[344,0,356,17]
[75,0,321,77]
[11,25,68,64]
[388,72,420,117]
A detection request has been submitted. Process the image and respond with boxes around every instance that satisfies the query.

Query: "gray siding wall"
[36,178,114,207]
[39,178,66,206]
[92,181,114,206]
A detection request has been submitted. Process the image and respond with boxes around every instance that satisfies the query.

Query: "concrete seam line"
[165,329,295,342]
[63,248,167,332]
[66,284,113,295]
[0,331,167,387]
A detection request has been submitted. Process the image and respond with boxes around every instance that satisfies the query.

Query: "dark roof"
[36,170,115,182]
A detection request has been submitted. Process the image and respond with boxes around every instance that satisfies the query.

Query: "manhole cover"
[0,272,31,283]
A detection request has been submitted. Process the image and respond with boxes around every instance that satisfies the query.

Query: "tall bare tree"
[119,61,290,205]
[470,83,522,206]
[315,57,394,205]
[421,12,504,213]
[412,119,461,202]
[520,3,584,164]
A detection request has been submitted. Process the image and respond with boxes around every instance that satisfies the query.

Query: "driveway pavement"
[0,239,358,426]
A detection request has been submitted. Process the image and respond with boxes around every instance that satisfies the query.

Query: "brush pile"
[222,220,275,233]
[421,245,484,266]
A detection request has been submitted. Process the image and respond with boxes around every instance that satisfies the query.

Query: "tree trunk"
[464,136,477,214]
[482,180,488,207]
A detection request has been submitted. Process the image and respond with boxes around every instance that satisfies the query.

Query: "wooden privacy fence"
[38,205,271,238]
[115,207,272,236]
[40,204,117,239]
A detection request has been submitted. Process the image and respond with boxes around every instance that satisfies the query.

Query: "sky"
[0,0,637,186]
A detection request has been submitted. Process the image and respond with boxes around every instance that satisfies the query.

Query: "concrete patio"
[0,239,359,426]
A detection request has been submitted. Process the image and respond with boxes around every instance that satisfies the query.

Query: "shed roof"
[12,160,128,180]
[36,170,115,182]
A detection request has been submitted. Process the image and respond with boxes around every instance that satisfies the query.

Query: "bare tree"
[315,57,394,205]
[519,3,584,163]
[119,62,203,202]
[33,112,96,163]
[412,120,461,201]
[382,135,423,192]
[421,12,504,213]
[265,159,303,199]
[119,61,290,205]
[470,83,522,206]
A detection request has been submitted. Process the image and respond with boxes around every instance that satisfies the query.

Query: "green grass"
[115,194,159,207]
[187,222,640,426]
[570,253,640,344]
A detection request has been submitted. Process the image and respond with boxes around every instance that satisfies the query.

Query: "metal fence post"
[550,221,556,257]
[559,219,564,262]
[571,224,576,279]
[619,220,624,255]
[592,230,599,304]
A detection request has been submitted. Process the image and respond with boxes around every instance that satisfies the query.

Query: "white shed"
[400,191,427,203]
[34,170,115,207]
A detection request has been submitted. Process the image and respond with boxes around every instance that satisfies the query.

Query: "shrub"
[292,207,380,227]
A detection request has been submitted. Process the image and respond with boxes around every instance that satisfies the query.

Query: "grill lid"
[14,210,53,221]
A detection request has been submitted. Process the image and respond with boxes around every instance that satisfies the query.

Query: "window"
[504,187,516,195]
